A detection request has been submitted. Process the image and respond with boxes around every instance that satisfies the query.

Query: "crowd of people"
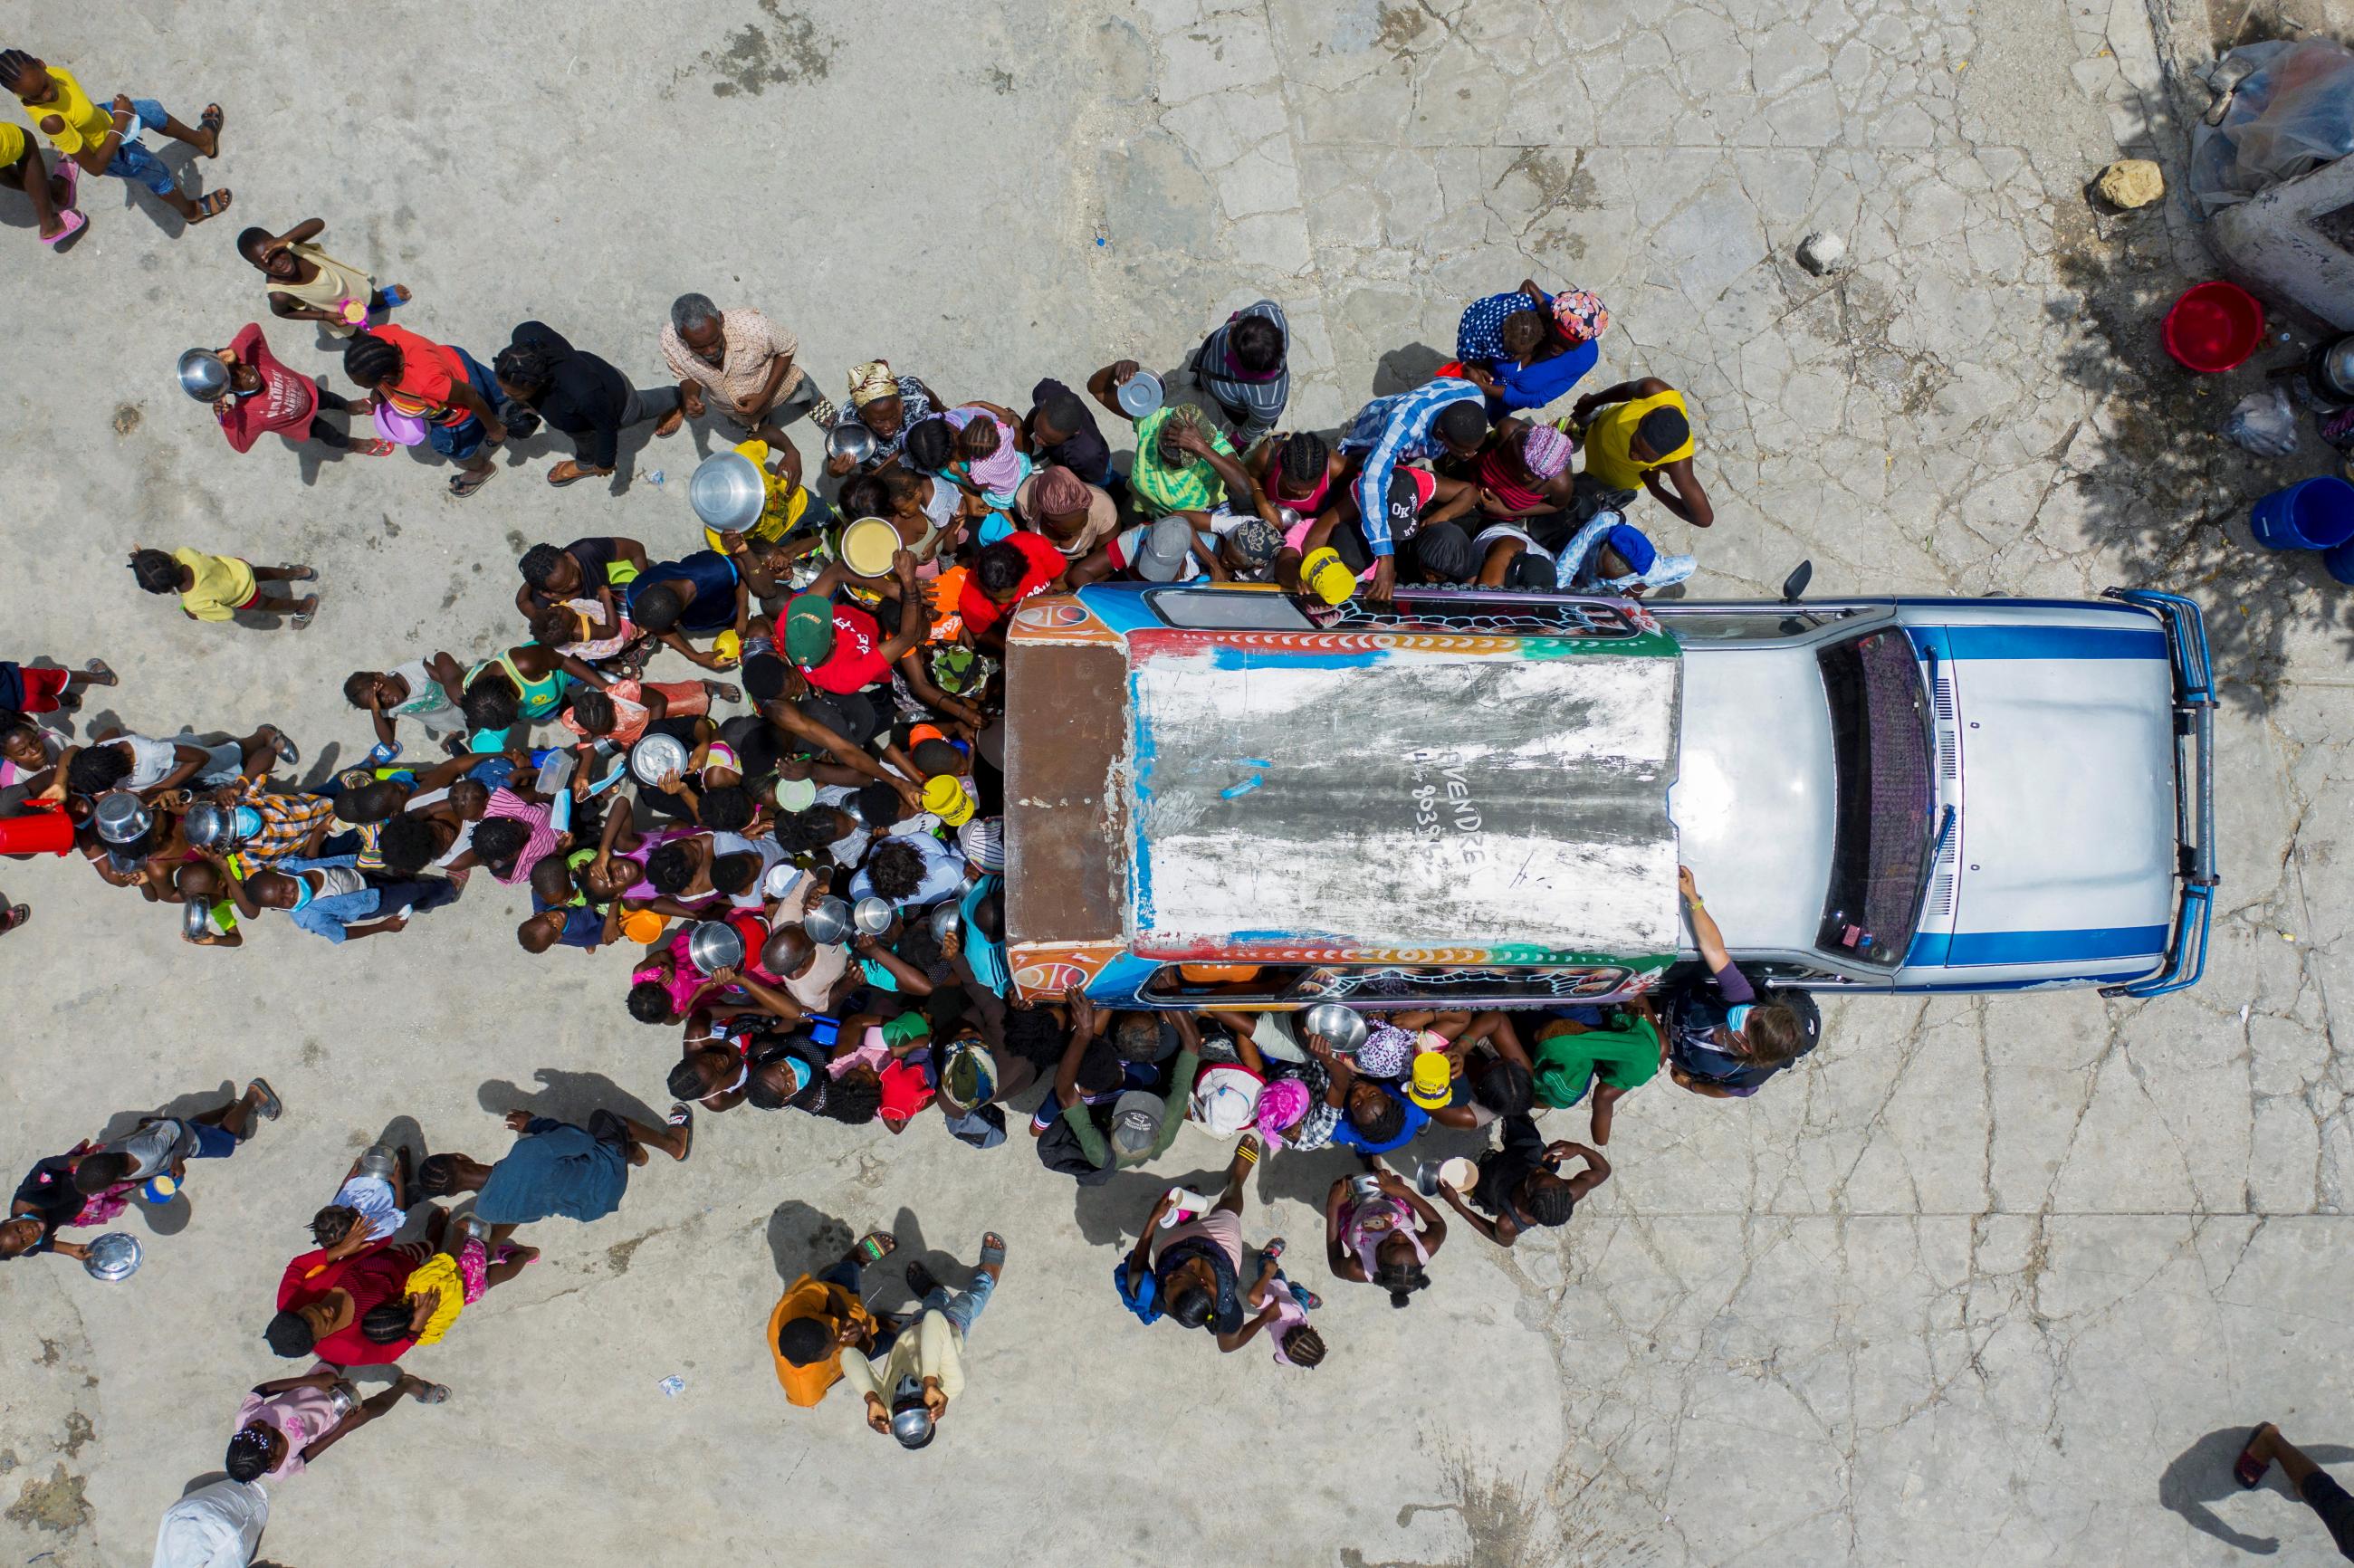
[0,45,1838,1568]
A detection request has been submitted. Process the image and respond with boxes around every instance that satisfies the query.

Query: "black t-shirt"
[561,536,627,593]
[11,1154,83,1254]
[1469,1114,1547,1225]
[510,321,633,468]
[1028,378,1113,482]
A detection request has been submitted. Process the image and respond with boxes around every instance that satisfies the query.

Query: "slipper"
[40,209,84,248]
[904,1258,943,1298]
[277,564,318,582]
[268,731,300,766]
[55,156,77,206]
[352,439,397,457]
[291,593,320,631]
[413,1382,451,1405]
[198,104,225,155]
[1235,1133,1264,1171]
[978,1231,1007,1267]
[449,468,496,499]
[654,407,685,438]
[381,284,411,308]
[1287,1282,1323,1311]
[2234,1424,2276,1489]
[547,466,592,489]
[853,1230,898,1264]
[2,904,29,934]
[245,1077,282,1121]
[1260,1237,1287,1263]
[667,1101,694,1161]
[187,188,233,225]
[711,683,742,703]
[491,1242,540,1269]
[81,658,116,685]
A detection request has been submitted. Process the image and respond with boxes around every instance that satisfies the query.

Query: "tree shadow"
[1372,341,1449,397]
[2045,246,2354,714]
[476,1069,664,1132]
[2158,1425,2354,1554]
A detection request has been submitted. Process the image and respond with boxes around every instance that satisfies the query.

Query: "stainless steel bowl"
[685,919,745,975]
[93,790,153,846]
[176,349,229,401]
[853,895,895,935]
[1301,1002,1369,1055]
[628,732,691,786]
[83,1231,143,1282]
[688,450,767,532]
[803,895,855,946]
[183,801,234,848]
[1115,368,1164,419]
[2322,333,2354,401]
[182,900,209,939]
[827,422,877,464]
[1274,505,1306,533]
[928,903,962,944]
[356,1143,397,1181]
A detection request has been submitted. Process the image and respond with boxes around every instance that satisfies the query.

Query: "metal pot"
[2311,332,2354,405]
[92,790,152,846]
[803,895,855,946]
[688,450,767,532]
[853,895,895,935]
[83,1231,143,1282]
[628,732,691,786]
[927,902,962,944]
[182,900,210,939]
[827,422,877,464]
[685,919,746,975]
[1115,368,1164,419]
[1301,1002,1369,1055]
[183,801,234,848]
[356,1143,397,1182]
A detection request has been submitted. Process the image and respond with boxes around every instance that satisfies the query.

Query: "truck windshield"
[1814,628,1933,968]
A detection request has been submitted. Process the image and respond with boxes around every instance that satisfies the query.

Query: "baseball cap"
[1383,468,1431,532]
[936,1037,996,1114]
[1108,1089,1166,1156]
[1189,1065,1265,1137]
[1407,1049,1453,1110]
[923,773,977,828]
[1298,546,1356,607]
[782,593,836,665]
[1128,516,1197,582]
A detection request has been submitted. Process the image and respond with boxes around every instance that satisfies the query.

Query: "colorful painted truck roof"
[1001,583,1684,1000]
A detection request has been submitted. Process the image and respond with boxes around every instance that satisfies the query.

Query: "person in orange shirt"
[768,1229,901,1409]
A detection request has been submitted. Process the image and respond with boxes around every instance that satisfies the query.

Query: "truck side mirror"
[1780,560,1813,603]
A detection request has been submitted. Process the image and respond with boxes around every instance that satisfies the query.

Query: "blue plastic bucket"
[2323,535,2354,586]
[2250,475,2354,550]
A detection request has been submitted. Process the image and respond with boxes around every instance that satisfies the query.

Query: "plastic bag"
[2189,40,2354,214]
[2223,387,2301,456]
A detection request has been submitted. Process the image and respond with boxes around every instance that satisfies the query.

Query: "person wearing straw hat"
[817,360,945,476]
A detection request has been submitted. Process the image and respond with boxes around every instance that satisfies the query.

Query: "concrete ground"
[2,2,2351,1564]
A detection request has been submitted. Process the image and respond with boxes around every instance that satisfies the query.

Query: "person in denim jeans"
[1,53,232,226]
[838,1232,1008,1450]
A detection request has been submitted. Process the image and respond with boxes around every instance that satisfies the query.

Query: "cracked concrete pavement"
[2,1,2351,1564]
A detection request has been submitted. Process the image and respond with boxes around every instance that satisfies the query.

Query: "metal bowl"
[928,903,962,944]
[685,919,745,975]
[92,790,153,846]
[803,895,855,946]
[83,1231,143,1283]
[176,348,229,401]
[628,732,691,787]
[688,450,767,532]
[827,422,877,464]
[1301,1002,1369,1055]
[1275,505,1306,533]
[183,801,233,848]
[853,895,895,935]
[839,516,900,579]
[1115,368,1164,419]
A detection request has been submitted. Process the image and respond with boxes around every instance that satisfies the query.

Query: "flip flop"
[245,1077,282,1121]
[667,1101,694,1161]
[904,1258,943,1298]
[2234,1424,2276,1489]
[449,468,496,499]
[40,209,84,248]
[187,189,233,225]
[352,439,397,457]
[711,683,742,703]
[547,466,593,488]
[81,658,116,685]
[268,731,300,766]
[978,1231,1007,1267]
[198,104,225,156]
[277,564,318,582]
[55,157,77,206]
[2,904,29,934]
[853,1230,898,1264]
[291,592,321,630]
[413,1382,451,1405]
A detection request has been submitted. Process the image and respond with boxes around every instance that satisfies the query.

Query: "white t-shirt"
[119,734,183,789]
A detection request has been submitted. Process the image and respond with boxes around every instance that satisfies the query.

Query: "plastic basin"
[2163,281,2266,372]
[2252,475,2354,551]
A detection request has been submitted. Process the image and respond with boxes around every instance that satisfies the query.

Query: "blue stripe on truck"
[1921,625,2168,662]
[1906,924,2169,968]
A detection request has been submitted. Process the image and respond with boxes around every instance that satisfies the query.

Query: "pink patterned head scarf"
[1551,289,1609,345]
[1255,1078,1311,1142]
[1521,422,1573,478]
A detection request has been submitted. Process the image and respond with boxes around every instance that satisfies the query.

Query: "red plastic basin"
[2162,280,2266,372]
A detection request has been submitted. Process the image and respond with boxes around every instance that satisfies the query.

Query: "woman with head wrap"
[1013,464,1119,559]
[818,359,946,476]
[1453,281,1609,416]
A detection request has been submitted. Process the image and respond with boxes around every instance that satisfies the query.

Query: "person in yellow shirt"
[0,120,81,245]
[127,545,320,629]
[769,1229,900,1409]
[1569,377,1716,528]
[236,215,410,338]
[0,53,230,226]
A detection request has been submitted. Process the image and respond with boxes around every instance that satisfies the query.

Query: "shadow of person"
[475,1070,664,1133]
[293,742,343,794]
[179,1471,230,1496]
[1372,342,1449,397]
[764,1198,854,1283]
[1071,1168,1181,1249]
[374,1115,426,1182]
[2158,1426,2354,1554]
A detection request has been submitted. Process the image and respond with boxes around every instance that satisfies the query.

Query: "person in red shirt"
[957,532,1068,645]
[268,1241,430,1366]
[780,551,925,697]
[187,323,392,458]
[341,324,509,497]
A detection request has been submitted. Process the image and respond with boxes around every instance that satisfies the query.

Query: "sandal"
[2234,1423,2276,1489]
[1260,1237,1287,1263]
[853,1230,898,1264]
[40,209,84,248]
[1235,1133,1264,1171]
[412,1382,451,1405]
[198,104,225,157]
[277,564,318,582]
[1287,1282,1324,1311]
[267,730,300,766]
[290,593,320,631]
[710,683,742,703]
[187,188,233,225]
[81,658,116,685]
[547,464,593,489]
[245,1076,282,1121]
[352,439,397,457]
[978,1231,1007,1267]
[666,1101,694,1162]
[449,468,497,499]
[904,1258,943,1298]
[1,904,28,934]
[380,284,411,308]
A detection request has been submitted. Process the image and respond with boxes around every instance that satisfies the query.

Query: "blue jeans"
[107,100,178,196]
[922,1267,997,1338]
[427,349,500,462]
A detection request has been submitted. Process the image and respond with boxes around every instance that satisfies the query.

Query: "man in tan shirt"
[838,1232,1007,1450]
[660,292,817,445]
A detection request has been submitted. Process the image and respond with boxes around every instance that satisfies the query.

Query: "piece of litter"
[2240,1003,2252,1024]
[1219,774,1265,800]
[658,1375,686,1398]
[647,469,665,486]
[2281,932,2298,942]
